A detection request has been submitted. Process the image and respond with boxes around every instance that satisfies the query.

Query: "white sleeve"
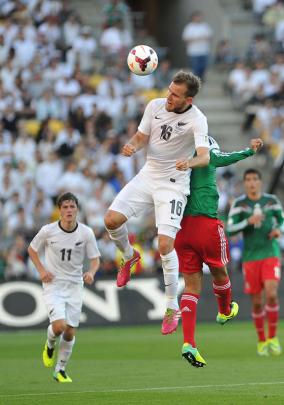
[137,100,154,136]
[86,228,101,259]
[193,114,209,148]
[182,25,190,41]
[30,226,47,252]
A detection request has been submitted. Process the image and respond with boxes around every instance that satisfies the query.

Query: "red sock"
[213,277,231,315]
[252,310,266,341]
[180,293,199,348]
[265,304,279,338]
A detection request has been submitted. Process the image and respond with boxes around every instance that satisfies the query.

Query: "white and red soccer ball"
[127,45,158,76]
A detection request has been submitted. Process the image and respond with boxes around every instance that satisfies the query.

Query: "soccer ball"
[127,45,158,76]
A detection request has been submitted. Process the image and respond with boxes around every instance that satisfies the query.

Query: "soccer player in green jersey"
[227,169,284,356]
[175,137,263,367]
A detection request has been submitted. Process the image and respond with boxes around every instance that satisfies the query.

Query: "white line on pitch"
[1,381,284,398]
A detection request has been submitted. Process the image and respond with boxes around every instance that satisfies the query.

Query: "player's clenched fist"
[122,143,137,156]
[40,270,54,283]
[83,271,95,285]
[176,158,189,171]
[250,138,263,152]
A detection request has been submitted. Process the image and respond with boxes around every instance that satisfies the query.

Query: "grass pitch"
[0,321,283,404]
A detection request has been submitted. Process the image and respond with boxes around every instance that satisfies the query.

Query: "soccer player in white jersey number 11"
[104,70,210,335]
[28,192,101,383]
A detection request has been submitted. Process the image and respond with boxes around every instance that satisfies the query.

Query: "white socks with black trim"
[160,249,179,310]
[106,224,134,260]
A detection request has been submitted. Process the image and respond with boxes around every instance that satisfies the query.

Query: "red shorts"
[175,215,230,274]
[243,257,281,294]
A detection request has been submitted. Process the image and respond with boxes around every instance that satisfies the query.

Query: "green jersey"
[184,147,255,218]
[227,193,284,262]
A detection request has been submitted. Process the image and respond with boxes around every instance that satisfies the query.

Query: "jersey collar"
[58,221,78,233]
[174,104,192,114]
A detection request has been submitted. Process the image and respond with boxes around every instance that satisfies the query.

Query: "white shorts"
[109,172,187,237]
[42,280,83,327]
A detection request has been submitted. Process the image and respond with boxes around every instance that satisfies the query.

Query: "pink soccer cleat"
[161,308,180,335]
[116,249,141,287]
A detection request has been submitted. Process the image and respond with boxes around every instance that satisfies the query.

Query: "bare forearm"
[187,153,210,168]
[128,132,148,151]
[28,246,45,277]
[89,257,100,275]
[176,148,209,171]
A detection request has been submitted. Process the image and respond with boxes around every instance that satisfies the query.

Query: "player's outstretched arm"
[83,257,100,285]
[210,138,263,168]
[176,146,209,170]
[121,131,149,157]
[27,245,54,283]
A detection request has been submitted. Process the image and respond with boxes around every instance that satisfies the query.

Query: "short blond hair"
[172,70,201,97]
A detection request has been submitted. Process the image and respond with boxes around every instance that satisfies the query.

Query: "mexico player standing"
[28,192,100,382]
[227,169,284,356]
[104,71,210,334]
[175,138,263,367]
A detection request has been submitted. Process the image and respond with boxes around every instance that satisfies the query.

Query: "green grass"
[0,321,283,404]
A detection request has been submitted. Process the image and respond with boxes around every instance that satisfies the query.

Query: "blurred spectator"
[35,151,63,198]
[215,39,237,70]
[55,120,81,157]
[262,1,284,31]
[154,59,173,90]
[100,19,132,60]
[6,206,33,237]
[69,26,97,73]
[102,0,130,29]
[36,88,63,121]
[252,0,277,20]
[5,235,28,280]
[246,33,272,62]
[182,10,213,80]
[13,128,36,166]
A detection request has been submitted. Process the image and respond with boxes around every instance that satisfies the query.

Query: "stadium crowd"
[0,0,278,281]
[227,0,284,166]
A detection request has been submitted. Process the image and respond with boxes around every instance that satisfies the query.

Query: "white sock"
[160,249,179,310]
[47,324,57,349]
[55,336,75,372]
[106,224,134,260]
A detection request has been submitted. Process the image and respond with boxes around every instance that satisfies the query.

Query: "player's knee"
[64,326,76,341]
[210,266,228,281]
[266,293,278,306]
[52,320,66,336]
[158,239,173,255]
[104,210,119,229]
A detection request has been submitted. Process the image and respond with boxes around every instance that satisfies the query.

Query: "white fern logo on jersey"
[127,45,158,76]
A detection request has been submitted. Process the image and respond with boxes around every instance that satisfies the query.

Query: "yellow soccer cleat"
[216,301,239,325]
[257,341,269,356]
[267,337,282,356]
[42,342,55,368]
[182,343,206,368]
[53,370,72,383]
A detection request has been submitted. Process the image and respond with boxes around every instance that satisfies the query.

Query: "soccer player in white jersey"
[28,192,100,383]
[104,71,210,335]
